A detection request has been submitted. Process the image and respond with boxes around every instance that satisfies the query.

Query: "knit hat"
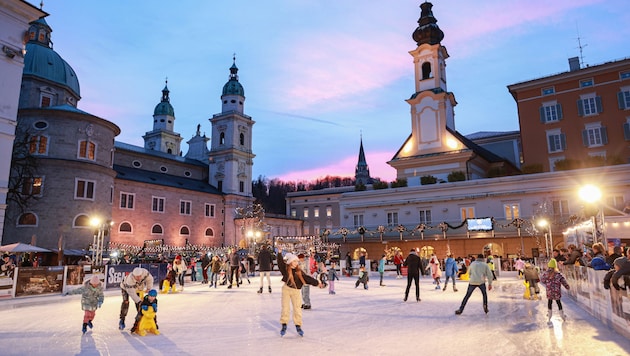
[613,256,627,267]
[548,258,557,269]
[148,289,158,297]
[284,253,299,265]
[90,275,100,285]
[297,253,305,259]
[175,255,182,260]
[132,267,143,276]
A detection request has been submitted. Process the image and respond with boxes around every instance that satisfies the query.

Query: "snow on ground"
[1,272,629,356]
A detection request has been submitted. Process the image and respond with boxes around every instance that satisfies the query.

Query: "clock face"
[86,124,94,137]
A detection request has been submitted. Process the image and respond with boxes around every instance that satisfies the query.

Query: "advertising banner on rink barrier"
[105,264,166,290]
[14,266,64,297]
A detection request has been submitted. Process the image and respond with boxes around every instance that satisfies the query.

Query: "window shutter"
[601,126,608,145]
[539,107,545,123]
[624,123,630,140]
[560,134,566,150]
[582,130,589,146]
[595,96,603,113]
[577,99,584,116]
[556,104,563,120]
[619,92,627,110]
[548,135,556,151]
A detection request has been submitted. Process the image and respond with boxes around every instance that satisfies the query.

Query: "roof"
[465,131,520,141]
[113,164,221,194]
[114,141,207,167]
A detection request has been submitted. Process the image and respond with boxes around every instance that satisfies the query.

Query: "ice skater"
[257,245,274,293]
[426,254,441,290]
[119,267,154,330]
[328,261,339,294]
[276,247,322,337]
[67,275,104,334]
[455,254,493,315]
[355,266,369,289]
[540,258,570,325]
[378,254,387,286]
[443,253,458,292]
[403,248,422,302]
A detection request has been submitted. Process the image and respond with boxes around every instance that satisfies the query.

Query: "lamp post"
[90,217,112,267]
[578,184,605,247]
[537,219,552,258]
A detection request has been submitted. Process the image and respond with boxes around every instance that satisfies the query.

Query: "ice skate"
[257,287,263,294]
[559,310,566,321]
[118,319,125,330]
[455,308,463,315]
[547,310,553,326]
[483,304,489,314]
[87,321,93,329]
[280,323,287,336]
[268,286,272,293]
[296,325,304,336]
[82,323,88,334]
[453,286,458,292]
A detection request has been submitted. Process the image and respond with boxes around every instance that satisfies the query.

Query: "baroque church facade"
[2,14,289,253]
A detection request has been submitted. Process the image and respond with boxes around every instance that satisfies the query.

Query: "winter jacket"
[610,257,630,290]
[426,256,441,278]
[540,269,569,300]
[173,260,186,275]
[277,253,319,290]
[70,279,104,311]
[565,249,584,266]
[467,260,493,286]
[378,258,386,273]
[357,270,369,283]
[403,252,421,276]
[120,269,154,304]
[444,257,458,277]
[210,258,222,274]
[328,267,339,281]
[257,248,274,272]
[523,265,540,282]
[201,255,211,270]
[229,252,240,267]
[589,254,611,271]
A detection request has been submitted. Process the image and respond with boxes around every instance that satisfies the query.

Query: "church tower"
[143,81,183,155]
[208,58,255,196]
[355,136,372,185]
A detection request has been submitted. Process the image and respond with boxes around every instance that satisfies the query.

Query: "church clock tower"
[208,58,255,196]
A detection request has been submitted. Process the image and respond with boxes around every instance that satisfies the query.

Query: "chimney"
[568,57,580,71]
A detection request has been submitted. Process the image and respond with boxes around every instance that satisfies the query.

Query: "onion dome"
[154,82,175,116]
[412,2,444,46]
[222,58,244,97]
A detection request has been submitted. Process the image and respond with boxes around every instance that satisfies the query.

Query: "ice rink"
[1,272,628,356]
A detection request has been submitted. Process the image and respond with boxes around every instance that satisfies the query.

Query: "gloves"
[142,305,148,311]
[152,303,157,312]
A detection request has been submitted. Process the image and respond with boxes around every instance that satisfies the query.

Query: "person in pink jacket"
[426,254,441,290]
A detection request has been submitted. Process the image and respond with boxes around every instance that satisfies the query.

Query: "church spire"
[355,134,372,185]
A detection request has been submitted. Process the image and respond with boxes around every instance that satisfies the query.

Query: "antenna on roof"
[575,22,587,67]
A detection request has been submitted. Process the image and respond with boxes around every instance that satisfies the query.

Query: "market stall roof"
[0,243,51,253]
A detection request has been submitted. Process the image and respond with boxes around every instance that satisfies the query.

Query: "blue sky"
[31,0,630,182]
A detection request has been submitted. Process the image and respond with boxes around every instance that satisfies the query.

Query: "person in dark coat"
[200,254,211,284]
[257,245,274,293]
[403,249,422,302]
[345,252,352,277]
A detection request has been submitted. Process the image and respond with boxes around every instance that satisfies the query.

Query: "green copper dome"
[154,84,175,116]
[222,61,244,97]
[22,17,80,97]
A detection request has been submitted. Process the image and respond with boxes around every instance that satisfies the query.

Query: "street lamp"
[537,219,553,258]
[578,184,605,247]
[90,217,112,267]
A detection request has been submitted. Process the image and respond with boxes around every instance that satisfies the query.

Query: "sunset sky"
[30,0,630,182]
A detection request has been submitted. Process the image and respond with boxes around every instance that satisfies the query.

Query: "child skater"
[69,275,104,334]
[378,254,387,287]
[426,254,441,290]
[355,266,369,289]
[328,261,339,294]
[540,258,570,325]
[276,247,322,337]
[130,289,159,334]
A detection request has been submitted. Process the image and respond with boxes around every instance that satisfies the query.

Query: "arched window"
[239,133,245,145]
[151,224,163,234]
[73,214,90,227]
[17,213,37,226]
[119,222,132,233]
[205,228,214,237]
[180,226,190,235]
[220,132,225,145]
[422,62,432,80]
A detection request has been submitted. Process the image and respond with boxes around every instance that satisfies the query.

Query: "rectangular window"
[387,212,398,226]
[180,200,192,215]
[205,203,216,217]
[552,199,569,216]
[353,214,364,228]
[21,177,43,196]
[120,192,134,209]
[580,79,594,87]
[303,208,309,218]
[314,208,320,218]
[619,90,630,110]
[40,95,51,107]
[291,208,296,218]
[78,140,96,160]
[29,135,48,155]
[460,207,475,220]
[419,209,432,224]
[326,206,332,217]
[583,125,607,147]
[217,181,223,192]
[582,97,597,115]
[622,71,630,80]
[504,203,520,220]
[239,181,244,193]
[152,197,165,213]
[542,87,555,95]
[548,133,565,153]
[75,179,95,200]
